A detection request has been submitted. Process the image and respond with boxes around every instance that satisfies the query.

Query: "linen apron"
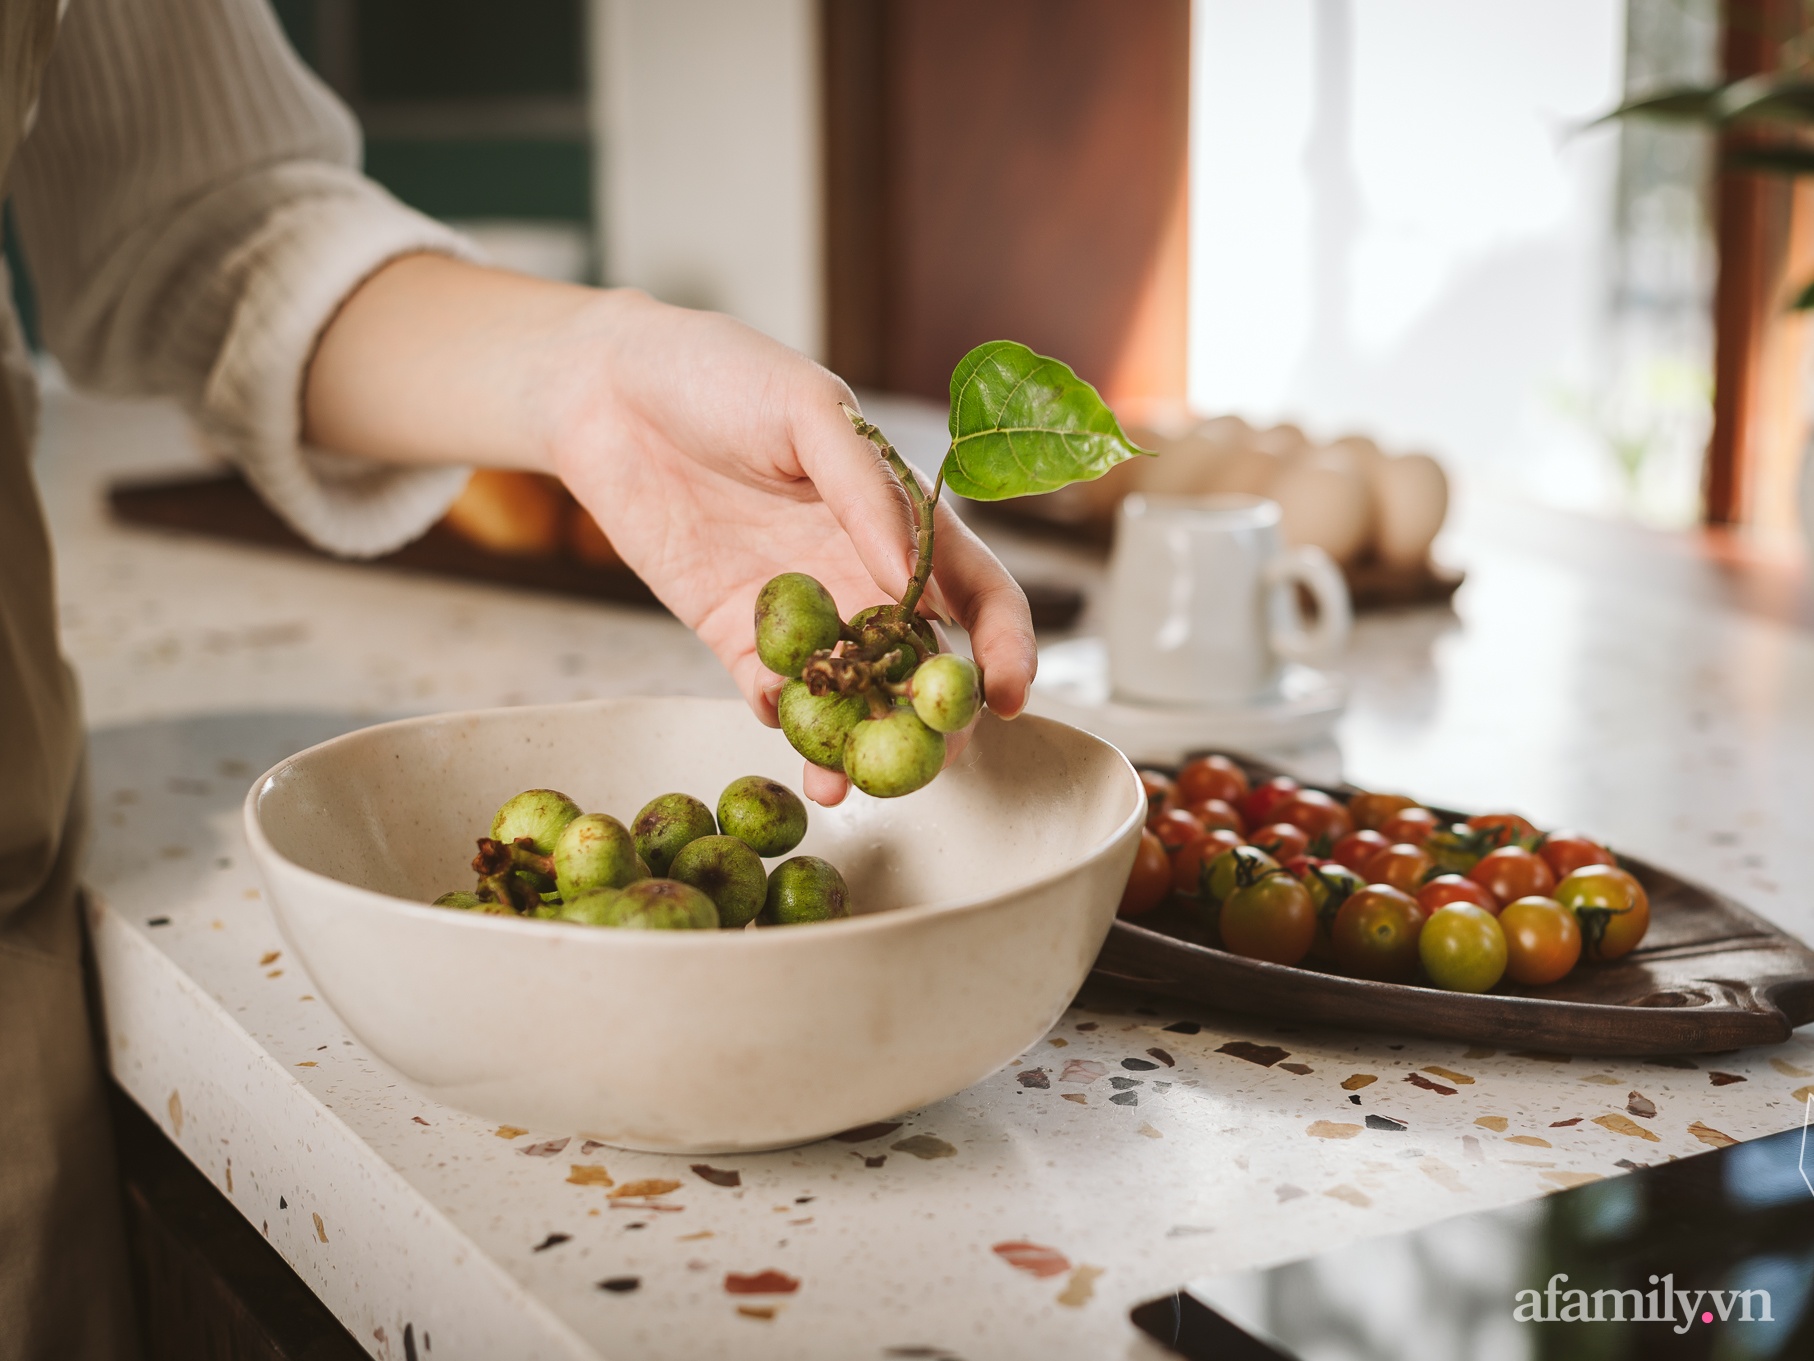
[0,2,140,1357]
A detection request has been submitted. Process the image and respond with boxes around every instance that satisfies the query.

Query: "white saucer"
[1027,637,1347,765]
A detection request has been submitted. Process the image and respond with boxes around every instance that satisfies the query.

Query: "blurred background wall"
[16,0,1796,539]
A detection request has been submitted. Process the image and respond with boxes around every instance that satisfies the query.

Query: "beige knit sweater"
[9,0,479,557]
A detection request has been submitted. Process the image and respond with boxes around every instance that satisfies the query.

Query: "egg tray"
[1089,755,1814,1055]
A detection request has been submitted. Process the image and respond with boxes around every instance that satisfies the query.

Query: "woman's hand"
[305,257,1036,803]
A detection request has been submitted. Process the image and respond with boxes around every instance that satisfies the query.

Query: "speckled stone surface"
[40,383,1814,1360]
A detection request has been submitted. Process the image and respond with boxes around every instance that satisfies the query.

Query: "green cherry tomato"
[1418,903,1508,993]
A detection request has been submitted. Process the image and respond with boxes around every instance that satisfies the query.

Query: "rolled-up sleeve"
[11,0,477,557]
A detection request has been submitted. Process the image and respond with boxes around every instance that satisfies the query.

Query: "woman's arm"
[304,255,1037,804]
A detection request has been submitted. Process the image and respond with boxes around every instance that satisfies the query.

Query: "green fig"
[849,604,936,682]
[909,653,981,734]
[843,707,944,798]
[557,887,629,926]
[755,573,842,677]
[761,855,851,925]
[669,834,768,929]
[433,890,485,910]
[609,878,720,930]
[491,789,582,856]
[552,813,645,900]
[777,680,866,771]
[631,792,717,876]
[716,775,808,857]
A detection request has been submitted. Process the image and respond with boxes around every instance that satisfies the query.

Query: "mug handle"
[1265,545,1352,667]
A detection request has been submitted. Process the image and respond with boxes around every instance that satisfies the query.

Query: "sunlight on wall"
[1189,0,1647,512]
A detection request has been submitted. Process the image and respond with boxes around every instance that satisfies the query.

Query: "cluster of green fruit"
[433,778,848,931]
[760,572,980,799]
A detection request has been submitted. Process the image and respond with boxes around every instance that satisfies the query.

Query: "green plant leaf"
[940,340,1152,501]
[1714,71,1814,124]
[1592,84,1724,126]
[1725,144,1814,175]
[1792,276,1814,311]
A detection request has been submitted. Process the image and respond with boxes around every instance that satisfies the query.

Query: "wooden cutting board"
[1092,757,1814,1055]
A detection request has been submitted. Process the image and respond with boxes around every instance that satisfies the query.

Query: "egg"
[1270,447,1374,564]
[1371,452,1449,568]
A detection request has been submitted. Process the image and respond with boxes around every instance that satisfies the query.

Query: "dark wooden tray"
[107,470,1087,630]
[1090,757,1814,1054]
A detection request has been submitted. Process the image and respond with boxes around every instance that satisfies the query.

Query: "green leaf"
[940,340,1152,501]
[1792,276,1814,311]
[1725,144,1814,175]
[1714,71,1814,125]
[1592,84,1724,126]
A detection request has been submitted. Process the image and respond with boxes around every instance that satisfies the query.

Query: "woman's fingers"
[787,394,923,602]
[802,762,849,806]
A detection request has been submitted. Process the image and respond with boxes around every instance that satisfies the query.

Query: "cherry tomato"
[1283,854,1328,878]
[1241,776,1300,830]
[1362,842,1436,895]
[1418,903,1507,993]
[1274,789,1354,845]
[1467,813,1539,850]
[1138,770,1176,822]
[1185,797,1246,837]
[1468,846,1555,905]
[1250,822,1310,861]
[1554,865,1650,961]
[1152,808,1204,853]
[1119,830,1171,917]
[1348,791,1419,832]
[1539,831,1613,880]
[1220,873,1316,965]
[1177,754,1250,809]
[1498,895,1581,985]
[1417,873,1499,916]
[1301,862,1366,963]
[1378,807,1441,845]
[1171,828,1243,896]
[1201,844,1281,907]
[1331,829,1390,873]
[1331,884,1425,981]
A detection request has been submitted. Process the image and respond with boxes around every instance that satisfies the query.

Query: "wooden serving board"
[1090,757,1814,1055]
[106,471,1089,630]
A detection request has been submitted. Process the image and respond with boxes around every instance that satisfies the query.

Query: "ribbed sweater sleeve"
[10,0,478,558]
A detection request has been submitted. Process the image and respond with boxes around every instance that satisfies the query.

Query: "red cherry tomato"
[1152,808,1204,853]
[1185,798,1246,837]
[1273,789,1354,845]
[1554,865,1650,961]
[1539,831,1613,880]
[1282,854,1329,879]
[1348,791,1419,832]
[1417,873,1500,916]
[1468,846,1555,905]
[1138,769,1176,822]
[1499,895,1581,985]
[1331,884,1425,981]
[1362,842,1436,895]
[1241,776,1300,830]
[1172,828,1243,896]
[1177,755,1250,809]
[1220,872,1317,965]
[1377,807,1441,845]
[1331,829,1390,873]
[1466,813,1539,850]
[1119,830,1171,917]
[1250,822,1310,861]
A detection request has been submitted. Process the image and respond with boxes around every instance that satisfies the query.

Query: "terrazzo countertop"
[39,381,1814,1361]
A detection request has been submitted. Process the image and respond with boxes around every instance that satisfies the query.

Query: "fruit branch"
[841,403,940,616]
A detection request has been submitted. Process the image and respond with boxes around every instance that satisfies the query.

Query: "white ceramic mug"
[1106,493,1352,706]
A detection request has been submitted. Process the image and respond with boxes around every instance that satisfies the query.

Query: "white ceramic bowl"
[244,697,1144,1153]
